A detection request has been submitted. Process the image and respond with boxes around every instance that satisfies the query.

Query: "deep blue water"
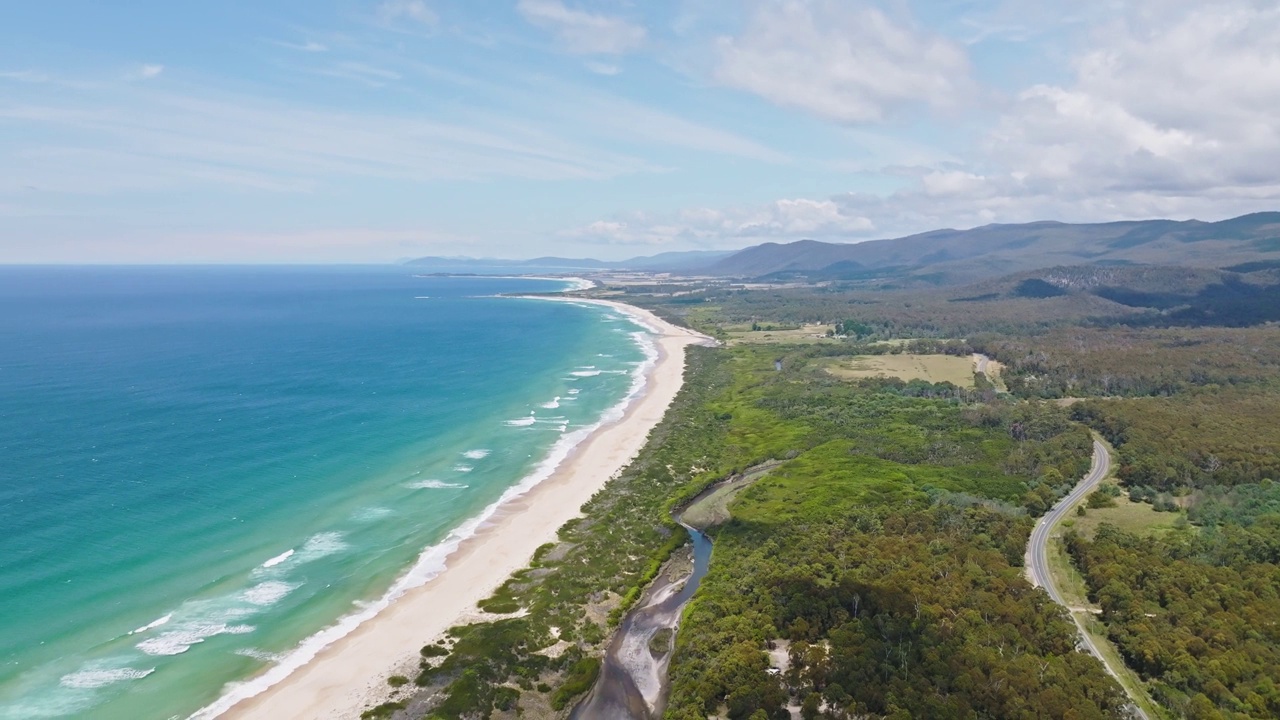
[0,267,648,719]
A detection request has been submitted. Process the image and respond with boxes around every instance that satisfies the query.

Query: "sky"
[2,0,1279,263]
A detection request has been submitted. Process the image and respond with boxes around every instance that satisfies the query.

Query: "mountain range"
[407,212,1280,286]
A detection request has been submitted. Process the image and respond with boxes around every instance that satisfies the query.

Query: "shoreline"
[204,299,710,720]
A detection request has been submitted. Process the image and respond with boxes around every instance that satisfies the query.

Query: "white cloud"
[713,0,974,123]
[138,64,164,79]
[982,0,1280,204]
[317,61,403,86]
[0,70,49,83]
[0,82,660,195]
[573,0,1280,250]
[274,40,329,53]
[566,92,789,163]
[586,61,621,76]
[517,0,647,55]
[377,0,438,28]
[0,225,473,263]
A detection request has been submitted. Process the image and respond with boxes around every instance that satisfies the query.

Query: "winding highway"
[1027,440,1109,604]
[1027,440,1152,720]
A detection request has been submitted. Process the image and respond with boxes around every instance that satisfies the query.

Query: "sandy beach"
[208,298,711,720]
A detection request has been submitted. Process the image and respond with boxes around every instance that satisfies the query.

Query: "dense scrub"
[670,506,1127,720]
[643,286,1138,339]
[1055,351,1280,717]
[1067,519,1280,719]
[975,325,1280,398]
[1072,390,1280,492]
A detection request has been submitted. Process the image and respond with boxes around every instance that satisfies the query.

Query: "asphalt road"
[1028,440,1109,604]
[1027,440,1151,720]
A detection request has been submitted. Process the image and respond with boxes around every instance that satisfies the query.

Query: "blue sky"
[3,0,1279,262]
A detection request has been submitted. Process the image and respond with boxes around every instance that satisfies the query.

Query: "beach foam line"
[260,550,294,569]
[504,415,536,427]
[541,397,561,409]
[571,370,601,377]
[129,613,173,636]
[189,302,662,720]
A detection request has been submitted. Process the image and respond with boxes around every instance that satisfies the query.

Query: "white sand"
[212,300,711,720]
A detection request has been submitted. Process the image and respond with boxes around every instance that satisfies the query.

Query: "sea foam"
[137,623,255,657]
[462,449,490,460]
[260,549,294,569]
[409,480,467,490]
[129,613,172,635]
[352,507,394,522]
[59,667,155,689]
[242,581,298,607]
[295,532,348,563]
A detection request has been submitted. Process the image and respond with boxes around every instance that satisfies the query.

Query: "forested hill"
[406,212,1280,284]
[705,212,1280,283]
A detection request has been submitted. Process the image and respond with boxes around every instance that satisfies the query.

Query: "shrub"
[550,657,600,710]
[360,701,404,720]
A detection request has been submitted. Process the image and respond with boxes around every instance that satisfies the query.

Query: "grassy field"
[1067,496,1184,539]
[824,353,977,387]
[724,323,835,346]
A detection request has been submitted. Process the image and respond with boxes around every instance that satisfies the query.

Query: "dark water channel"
[570,520,713,719]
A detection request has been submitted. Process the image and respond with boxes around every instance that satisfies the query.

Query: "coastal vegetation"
[385,338,1125,718]
[380,274,1280,719]
[394,349,737,718]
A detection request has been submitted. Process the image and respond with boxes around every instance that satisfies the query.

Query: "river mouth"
[571,462,777,719]
[569,521,712,720]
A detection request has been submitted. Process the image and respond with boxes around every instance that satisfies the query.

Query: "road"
[1026,440,1151,720]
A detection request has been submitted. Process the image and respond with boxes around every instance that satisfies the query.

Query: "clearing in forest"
[724,323,834,345]
[825,353,976,387]
[1061,495,1185,539]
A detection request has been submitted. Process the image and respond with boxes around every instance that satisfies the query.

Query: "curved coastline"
[199,298,710,719]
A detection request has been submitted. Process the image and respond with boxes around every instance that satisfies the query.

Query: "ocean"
[0,267,653,719]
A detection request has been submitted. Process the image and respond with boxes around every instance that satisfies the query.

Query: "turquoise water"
[0,267,651,719]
